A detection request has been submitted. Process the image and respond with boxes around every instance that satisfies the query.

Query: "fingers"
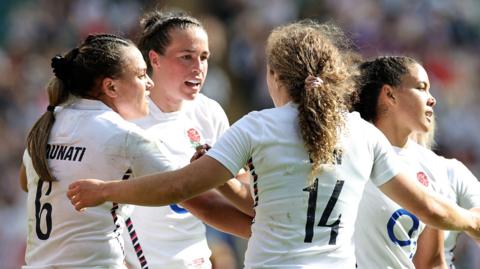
[67,181,94,212]
[66,185,85,212]
[195,144,211,151]
[66,184,78,199]
[190,144,211,162]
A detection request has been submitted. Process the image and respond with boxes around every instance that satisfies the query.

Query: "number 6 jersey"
[22,99,175,269]
[206,102,402,268]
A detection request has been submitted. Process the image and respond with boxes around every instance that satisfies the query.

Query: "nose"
[192,57,204,74]
[427,93,436,107]
[146,74,154,88]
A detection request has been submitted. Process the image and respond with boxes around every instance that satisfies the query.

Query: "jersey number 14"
[303,179,344,244]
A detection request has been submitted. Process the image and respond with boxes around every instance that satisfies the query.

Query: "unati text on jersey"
[46,144,86,162]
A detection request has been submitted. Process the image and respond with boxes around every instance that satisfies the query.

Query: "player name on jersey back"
[46,144,86,162]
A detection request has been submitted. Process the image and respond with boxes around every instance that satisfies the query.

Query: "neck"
[375,117,411,148]
[149,85,183,113]
[273,86,292,107]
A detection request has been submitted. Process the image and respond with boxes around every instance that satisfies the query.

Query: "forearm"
[413,226,447,269]
[102,170,197,206]
[69,156,234,211]
[180,190,252,239]
[380,173,480,233]
[423,193,478,233]
[217,178,255,216]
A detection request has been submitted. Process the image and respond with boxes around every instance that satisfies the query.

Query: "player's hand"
[67,179,108,211]
[467,207,480,240]
[190,144,211,163]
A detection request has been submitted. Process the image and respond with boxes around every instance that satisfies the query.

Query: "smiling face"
[392,63,435,133]
[149,26,209,109]
[111,45,154,120]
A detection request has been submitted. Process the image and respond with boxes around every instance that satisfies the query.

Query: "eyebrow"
[181,49,210,55]
[134,67,147,74]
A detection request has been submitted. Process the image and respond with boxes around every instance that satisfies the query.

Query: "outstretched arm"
[380,173,480,238]
[413,226,447,269]
[180,189,253,239]
[191,144,255,217]
[217,176,255,217]
[68,156,232,210]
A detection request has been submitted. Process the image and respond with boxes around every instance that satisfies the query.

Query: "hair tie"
[47,105,55,112]
[51,48,78,81]
[305,75,324,90]
[305,75,323,90]
[51,55,69,80]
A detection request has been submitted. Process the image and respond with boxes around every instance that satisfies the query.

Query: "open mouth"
[185,79,202,88]
[425,111,433,120]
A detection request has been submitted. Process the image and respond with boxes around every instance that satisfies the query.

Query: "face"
[151,26,209,102]
[392,63,435,133]
[112,45,154,120]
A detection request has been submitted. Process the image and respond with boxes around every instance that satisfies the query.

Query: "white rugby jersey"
[123,94,229,269]
[442,158,480,268]
[23,99,175,269]
[206,102,401,268]
[355,140,451,269]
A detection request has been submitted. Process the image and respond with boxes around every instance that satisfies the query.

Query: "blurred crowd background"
[1,0,479,268]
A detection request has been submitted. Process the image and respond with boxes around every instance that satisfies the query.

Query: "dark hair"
[26,33,134,182]
[353,56,418,122]
[266,20,359,183]
[137,9,203,75]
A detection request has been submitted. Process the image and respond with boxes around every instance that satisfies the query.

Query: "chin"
[419,124,430,133]
[184,92,199,100]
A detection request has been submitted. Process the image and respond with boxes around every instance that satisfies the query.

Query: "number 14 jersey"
[206,103,401,268]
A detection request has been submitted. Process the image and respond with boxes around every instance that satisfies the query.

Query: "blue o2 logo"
[169,204,188,214]
[387,209,419,247]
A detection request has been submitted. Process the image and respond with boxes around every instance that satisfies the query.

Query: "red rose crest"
[416,171,429,187]
[187,128,201,143]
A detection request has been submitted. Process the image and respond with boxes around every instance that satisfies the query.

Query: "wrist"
[100,181,112,203]
[466,209,480,240]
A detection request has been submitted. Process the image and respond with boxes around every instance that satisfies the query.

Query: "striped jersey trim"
[247,158,259,208]
[121,168,149,269]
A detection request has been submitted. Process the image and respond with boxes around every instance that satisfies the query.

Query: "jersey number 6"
[303,179,344,244]
[35,180,53,240]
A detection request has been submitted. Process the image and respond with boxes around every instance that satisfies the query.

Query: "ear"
[380,84,396,105]
[270,69,281,85]
[101,77,118,98]
[148,50,161,70]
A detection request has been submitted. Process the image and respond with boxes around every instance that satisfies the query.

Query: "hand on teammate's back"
[67,179,108,211]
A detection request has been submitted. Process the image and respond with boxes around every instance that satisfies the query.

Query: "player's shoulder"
[101,111,145,133]
[407,140,441,160]
[344,111,382,138]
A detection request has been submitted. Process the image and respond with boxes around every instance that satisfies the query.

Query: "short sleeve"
[367,124,402,186]
[125,129,177,177]
[206,114,255,176]
[446,158,480,209]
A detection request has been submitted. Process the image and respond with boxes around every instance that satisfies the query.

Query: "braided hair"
[26,34,135,182]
